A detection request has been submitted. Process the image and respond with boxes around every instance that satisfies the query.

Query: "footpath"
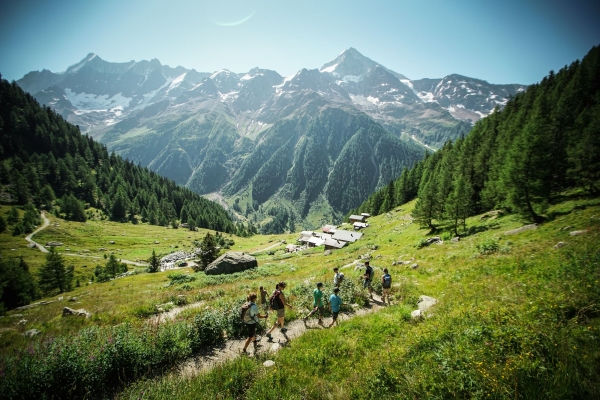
[177,296,386,377]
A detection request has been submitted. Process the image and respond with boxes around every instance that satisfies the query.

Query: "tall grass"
[116,242,600,399]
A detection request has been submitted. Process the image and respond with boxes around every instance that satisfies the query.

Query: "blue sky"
[1,0,599,84]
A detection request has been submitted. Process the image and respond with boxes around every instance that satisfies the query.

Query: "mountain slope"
[15,49,526,230]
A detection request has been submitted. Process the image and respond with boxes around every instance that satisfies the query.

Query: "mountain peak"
[320,48,407,81]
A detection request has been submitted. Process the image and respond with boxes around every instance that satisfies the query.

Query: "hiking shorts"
[276,308,285,318]
[383,287,391,295]
[245,323,256,338]
[313,305,324,316]
[363,279,372,289]
[331,311,340,321]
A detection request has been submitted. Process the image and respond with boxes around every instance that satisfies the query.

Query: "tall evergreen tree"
[0,256,38,311]
[38,247,72,294]
[197,232,219,271]
[148,249,160,273]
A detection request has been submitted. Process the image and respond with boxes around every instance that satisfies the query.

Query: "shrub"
[476,238,500,255]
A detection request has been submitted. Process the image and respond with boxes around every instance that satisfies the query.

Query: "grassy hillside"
[118,197,599,399]
[1,193,599,398]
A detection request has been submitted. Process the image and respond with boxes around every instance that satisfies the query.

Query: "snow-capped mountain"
[15,49,527,229]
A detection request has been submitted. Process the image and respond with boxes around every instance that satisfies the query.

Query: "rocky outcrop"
[569,230,588,236]
[62,307,91,318]
[205,252,258,275]
[504,224,537,235]
[24,329,41,337]
[412,295,438,320]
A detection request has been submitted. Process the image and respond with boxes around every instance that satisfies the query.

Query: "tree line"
[350,45,600,234]
[0,74,256,235]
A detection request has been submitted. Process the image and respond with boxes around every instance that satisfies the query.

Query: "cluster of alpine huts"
[287,213,370,252]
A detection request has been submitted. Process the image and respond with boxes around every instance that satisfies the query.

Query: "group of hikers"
[241,261,393,354]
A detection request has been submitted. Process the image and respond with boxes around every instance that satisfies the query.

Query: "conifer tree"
[148,249,160,273]
[38,247,72,294]
[0,256,37,310]
[197,232,219,271]
[7,206,19,225]
[445,174,474,236]
[105,254,127,277]
[501,95,553,222]
[0,216,6,233]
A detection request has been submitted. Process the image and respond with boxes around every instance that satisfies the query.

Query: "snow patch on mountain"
[168,73,187,90]
[64,88,132,110]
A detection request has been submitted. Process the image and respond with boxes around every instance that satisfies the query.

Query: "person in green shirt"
[303,282,325,325]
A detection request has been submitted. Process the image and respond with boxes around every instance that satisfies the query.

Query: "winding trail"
[25,211,50,253]
[177,296,387,377]
[25,212,148,266]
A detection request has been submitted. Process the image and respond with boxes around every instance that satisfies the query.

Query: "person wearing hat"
[303,282,325,325]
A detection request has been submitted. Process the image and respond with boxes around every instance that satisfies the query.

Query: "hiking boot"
[303,316,308,323]
[280,327,288,334]
[266,333,272,340]
[318,319,323,325]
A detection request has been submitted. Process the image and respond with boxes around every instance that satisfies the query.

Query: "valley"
[15,49,527,230]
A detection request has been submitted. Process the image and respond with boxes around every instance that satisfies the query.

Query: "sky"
[1,0,599,85]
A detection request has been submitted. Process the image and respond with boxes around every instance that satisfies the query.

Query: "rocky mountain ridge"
[15,49,526,230]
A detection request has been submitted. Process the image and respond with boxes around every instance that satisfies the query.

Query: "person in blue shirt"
[328,288,347,328]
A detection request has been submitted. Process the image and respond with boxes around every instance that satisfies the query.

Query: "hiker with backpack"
[363,261,374,299]
[303,282,325,325]
[259,285,269,314]
[241,293,268,354]
[381,268,392,305]
[266,282,293,340]
[333,267,344,288]
[328,287,348,328]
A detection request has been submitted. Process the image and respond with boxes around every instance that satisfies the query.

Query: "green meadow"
[1,196,599,398]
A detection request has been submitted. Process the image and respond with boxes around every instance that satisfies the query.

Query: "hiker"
[328,287,347,328]
[259,285,269,314]
[363,261,374,299]
[333,267,344,288]
[242,293,268,354]
[266,282,293,339]
[381,268,392,305]
[303,282,325,325]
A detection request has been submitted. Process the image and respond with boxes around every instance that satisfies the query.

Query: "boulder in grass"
[569,230,588,236]
[204,252,258,275]
[417,295,438,312]
[24,329,41,338]
[62,307,91,318]
[504,224,537,235]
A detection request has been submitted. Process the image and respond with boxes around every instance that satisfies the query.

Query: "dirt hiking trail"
[177,296,387,377]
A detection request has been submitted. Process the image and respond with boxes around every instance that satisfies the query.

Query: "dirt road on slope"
[25,211,50,253]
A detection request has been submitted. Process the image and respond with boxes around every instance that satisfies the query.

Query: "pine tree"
[197,232,219,271]
[148,249,160,273]
[38,247,72,294]
[0,257,38,310]
[380,180,395,213]
[445,174,474,236]
[105,254,127,277]
[7,206,19,225]
[0,216,6,233]
[501,95,553,222]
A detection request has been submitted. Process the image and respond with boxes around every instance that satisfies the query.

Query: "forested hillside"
[0,75,248,235]
[351,45,600,232]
